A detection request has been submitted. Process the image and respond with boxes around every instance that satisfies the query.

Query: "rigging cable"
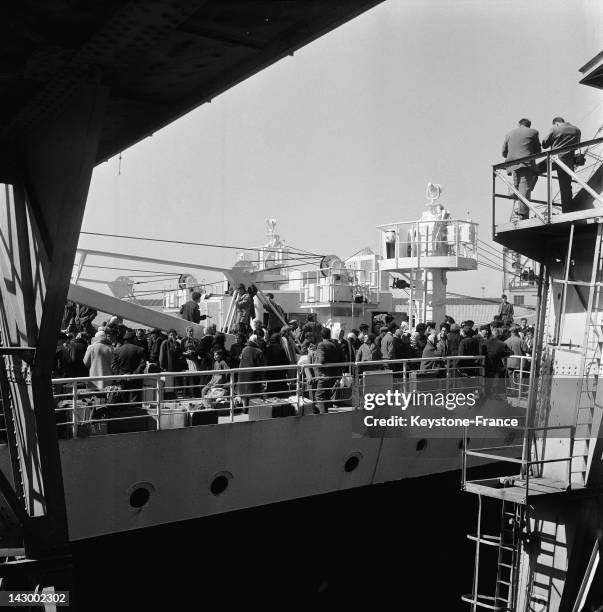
[79,230,324,258]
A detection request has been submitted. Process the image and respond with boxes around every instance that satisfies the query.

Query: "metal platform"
[464,476,581,504]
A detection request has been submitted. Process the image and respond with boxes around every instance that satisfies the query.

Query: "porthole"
[127,481,154,509]
[210,471,233,496]
[344,454,361,473]
[416,439,428,452]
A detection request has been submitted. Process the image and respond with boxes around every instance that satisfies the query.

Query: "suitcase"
[286,395,315,416]
[189,410,219,426]
[147,401,189,430]
[248,397,296,421]
[95,405,154,434]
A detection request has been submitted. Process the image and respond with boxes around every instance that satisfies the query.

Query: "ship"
[0,3,601,610]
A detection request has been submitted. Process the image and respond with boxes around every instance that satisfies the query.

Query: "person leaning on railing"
[501,118,541,220]
[314,328,341,413]
[540,116,582,213]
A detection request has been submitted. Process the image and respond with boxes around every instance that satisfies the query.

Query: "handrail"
[376,218,479,229]
[52,354,486,385]
[492,137,603,229]
[493,137,603,171]
[39,354,490,441]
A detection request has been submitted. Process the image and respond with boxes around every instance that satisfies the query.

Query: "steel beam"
[0,82,109,559]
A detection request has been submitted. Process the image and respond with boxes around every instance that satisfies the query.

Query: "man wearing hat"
[111,330,147,404]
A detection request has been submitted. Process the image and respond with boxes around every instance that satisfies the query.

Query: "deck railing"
[35,355,486,440]
[492,136,603,234]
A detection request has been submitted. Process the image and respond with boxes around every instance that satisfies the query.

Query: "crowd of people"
[54,290,534,413]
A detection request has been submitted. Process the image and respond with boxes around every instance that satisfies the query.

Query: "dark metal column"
[0,82,108,560]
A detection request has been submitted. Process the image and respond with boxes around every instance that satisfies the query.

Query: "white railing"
[376,219,479,262]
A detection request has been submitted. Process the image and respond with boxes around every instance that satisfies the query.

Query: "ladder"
[571,223,603,485]
[494,501,523,611]
[463,497,524,611]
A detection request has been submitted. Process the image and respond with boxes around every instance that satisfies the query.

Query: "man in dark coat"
[502,118,541,219]
[314,328,341,413]
[61,301,77,334]
[148,328,166,366]
[134,329,150,361]
[499,294,514,326]
[180,291,209,324]
[66,332,90,378]
[541,117,581,212]
[75,304,97,336]
[237,337,266,407]
[482,327,511,396]
[264,332,290,398]
[265,293,287,336]
[458,326,480,375]
[111,330,146,404]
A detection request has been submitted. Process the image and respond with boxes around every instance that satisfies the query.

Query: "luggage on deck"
[248,397,296,420]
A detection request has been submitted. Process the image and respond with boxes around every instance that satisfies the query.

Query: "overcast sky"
[80,0,603,299]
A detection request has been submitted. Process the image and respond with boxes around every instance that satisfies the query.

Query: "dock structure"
[461,54,603,611]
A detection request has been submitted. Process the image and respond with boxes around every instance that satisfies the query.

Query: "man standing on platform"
[499,294,514,326]
[541,117,581,213]
[502,118,541,220]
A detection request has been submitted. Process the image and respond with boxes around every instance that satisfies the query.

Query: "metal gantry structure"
[461,117,603,607]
